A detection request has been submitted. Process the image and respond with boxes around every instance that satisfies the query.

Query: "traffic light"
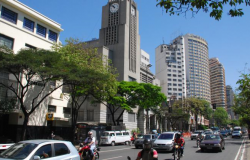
[212,104,216,110]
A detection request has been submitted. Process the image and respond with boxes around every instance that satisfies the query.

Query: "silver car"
[0,140,80,160]
[153,132,180,152]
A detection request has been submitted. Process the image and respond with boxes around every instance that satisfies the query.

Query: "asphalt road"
[97,136,246,160]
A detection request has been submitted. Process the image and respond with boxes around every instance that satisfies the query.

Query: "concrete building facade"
[226,85,236,119]
[0,0,67,141]
[209,58,227,109]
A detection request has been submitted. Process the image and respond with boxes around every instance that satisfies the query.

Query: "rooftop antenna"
[162,37,165,44]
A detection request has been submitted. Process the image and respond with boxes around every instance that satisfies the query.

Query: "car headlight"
[214,143,220,146]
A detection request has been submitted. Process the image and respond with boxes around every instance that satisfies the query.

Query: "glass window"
[48,105,56,113]
[54,143,70,156]
[34,144,52,159]
[87,110,94,121]
[37,24,47,37]
[1,7,18,24]
[116,133,122,136]
[63,107,71,114]
[49,30,58,42]
[23,17,34,32]
[25,43,36,49]
[0,34,14,49]
[128,113,135,122]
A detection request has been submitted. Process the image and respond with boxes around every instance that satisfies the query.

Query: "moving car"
[200,134,225,152]
[134,134,157,149]
[191,131,205,140]
[0,138,14,153]
[0,140,80,160]
[100,130,131,146]
[232,131,242,138]
[153,132,180,152]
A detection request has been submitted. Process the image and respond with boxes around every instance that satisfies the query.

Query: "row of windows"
[1,6,58,42]
[168,83,183,87]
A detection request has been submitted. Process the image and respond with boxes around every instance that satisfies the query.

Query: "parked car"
[153,132,180,152]
[0,137,14,153]
[200,134,225,152]
[220,130,228,137]
[134,134,157,149]
[0,139,80,160]
[100,130,131,146]
[232,131,242,138]
[191,131,205,140]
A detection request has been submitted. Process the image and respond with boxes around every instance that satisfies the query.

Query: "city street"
[97,137,246,160]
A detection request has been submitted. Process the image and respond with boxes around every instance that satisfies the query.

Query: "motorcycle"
[196,137,203,148]
[79,144,100,160]
[173,144,181,160]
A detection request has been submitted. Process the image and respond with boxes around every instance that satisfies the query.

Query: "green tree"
[200,99,213,120]
[53,39,118,141]
[156,0,249,20]
[213,107,229,127]
[233,73,250,129]
[0,46,64,140]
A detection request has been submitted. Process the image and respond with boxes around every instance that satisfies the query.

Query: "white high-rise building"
[155,38,186,101]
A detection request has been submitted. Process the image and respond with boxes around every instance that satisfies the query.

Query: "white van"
[100,130,131,146]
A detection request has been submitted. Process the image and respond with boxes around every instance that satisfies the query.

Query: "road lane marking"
[240,140,246,160]
[102,156,123,160]
[99,147,133,153]
[234,138,245,160]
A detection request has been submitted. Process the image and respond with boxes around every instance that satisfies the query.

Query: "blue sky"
[19,0,250,90]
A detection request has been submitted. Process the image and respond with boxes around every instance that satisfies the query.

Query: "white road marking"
[102,156,123,160]
[234,138,245,160]
[240,139,246,160]
[99,147,133,153]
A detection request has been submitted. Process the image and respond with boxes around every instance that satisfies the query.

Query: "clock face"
[131,6,136,16]
[110,3,119,13]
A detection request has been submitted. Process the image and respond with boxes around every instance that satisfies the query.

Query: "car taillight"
[2,145,6,147]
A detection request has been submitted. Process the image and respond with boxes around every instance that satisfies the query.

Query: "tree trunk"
[21,115,29,141]
[116,109,125,126]
[195,114,198,130]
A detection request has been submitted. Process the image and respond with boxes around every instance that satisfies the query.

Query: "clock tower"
[99,0,140,82]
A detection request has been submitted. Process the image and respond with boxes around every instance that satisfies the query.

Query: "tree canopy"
[156,0,250,20]
[233,73,250,128]
[213,107,229,127]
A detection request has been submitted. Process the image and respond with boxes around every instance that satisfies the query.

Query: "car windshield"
[158,134,173,140]
[204,135,221,140]
[194,131,202,134]
[220,131,226,133]
[143,135,151,139]
[233,131,240,133]
[0,143,38,159]
[204,132,213,134]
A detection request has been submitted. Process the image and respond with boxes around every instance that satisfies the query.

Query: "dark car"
[200,134,225,152]
[220,130,228,137]
[134,134,157,149]
[204,131,213,135]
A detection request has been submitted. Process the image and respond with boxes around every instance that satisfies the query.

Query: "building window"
[129,76,136,82]
[1,7,18,24]
[25,43,36,49]
[48,105,56,113]
[87,110,94,121]
[23,17,34,32]
[0,34,14,49]
[128,113,135,122]
[49,30,57,42]
[36,24,47,37]
[63,107,71,114]
[78,111,84,121]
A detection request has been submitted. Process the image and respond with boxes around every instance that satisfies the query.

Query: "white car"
[153,132,180,152]
[191,131,205,140]
[0,139,14,153]
[0,140,80,160]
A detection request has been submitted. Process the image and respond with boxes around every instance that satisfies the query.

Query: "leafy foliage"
[213,107,229,127]
[156,0,248,20]
[233,73,250,128]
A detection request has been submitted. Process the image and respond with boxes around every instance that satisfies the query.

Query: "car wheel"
[125,141,129,145]
[200,148,204,152]
[191,138,193,140]
[135,145,139,149]
[111,141,115,146]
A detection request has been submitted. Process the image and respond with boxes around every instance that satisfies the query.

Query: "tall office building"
[180,34,211,102]
[226,85,236,119]
[155,38,186,100]
[209,58,227,109]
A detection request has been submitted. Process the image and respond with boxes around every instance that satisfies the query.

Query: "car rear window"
[54,143,70,156]
[0,143,38,159]
[204,135,221,140]
[158,134,173,140]
[143,135,151,139]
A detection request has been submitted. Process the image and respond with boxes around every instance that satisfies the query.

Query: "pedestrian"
[51,131,55,140]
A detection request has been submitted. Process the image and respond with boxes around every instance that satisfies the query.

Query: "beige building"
[209,58,227,109]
